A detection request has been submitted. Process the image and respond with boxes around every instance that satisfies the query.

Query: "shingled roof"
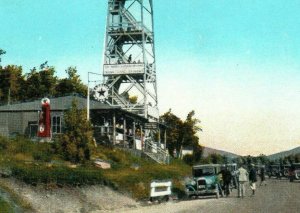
[0,95,118,111]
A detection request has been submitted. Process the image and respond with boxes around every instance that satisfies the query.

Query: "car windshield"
[193,167,215,177]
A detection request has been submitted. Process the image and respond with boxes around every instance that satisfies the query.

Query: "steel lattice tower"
[103,0,158,121]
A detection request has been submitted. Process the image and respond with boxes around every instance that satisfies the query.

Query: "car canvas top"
[193,164,221,169]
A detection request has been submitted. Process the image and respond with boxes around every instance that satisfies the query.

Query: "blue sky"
[1,0,300,155]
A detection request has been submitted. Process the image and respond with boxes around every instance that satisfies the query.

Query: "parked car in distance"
[267,164,282,178]
[282,165,291,177]
[185,164,223,199]
[289,163,300,182]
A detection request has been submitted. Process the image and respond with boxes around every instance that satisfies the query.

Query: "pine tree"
[58,100,94,163]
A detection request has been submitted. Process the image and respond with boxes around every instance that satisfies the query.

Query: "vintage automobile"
[289,163,300,182]
[267,164,282,178]
[185,164,223,199]
[282,165,291,177]
[267,164,291,179]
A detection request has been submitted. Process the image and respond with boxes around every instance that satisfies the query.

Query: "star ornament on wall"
[98,88,106,96]
[94,84,109,102]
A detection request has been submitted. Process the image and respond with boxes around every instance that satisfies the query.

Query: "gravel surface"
[123,179,300,213]
[1,178,299,213]
[0,178,139,213]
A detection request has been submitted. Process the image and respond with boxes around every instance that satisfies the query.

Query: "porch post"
[123,118,126,148]
[133,122,136,149]
[113,111,116,145]
[164,129,167,151]
[158,127,161,149]
[140,125,143,150]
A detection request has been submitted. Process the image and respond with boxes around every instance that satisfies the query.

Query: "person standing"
[260,167,267,186]
[223,167,232,197]
[237,165,248,198]
[249,164,257,195]
[128,54,132,63]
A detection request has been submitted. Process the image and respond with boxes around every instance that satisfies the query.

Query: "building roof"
[0,94,148,123]
[0,95,118,112]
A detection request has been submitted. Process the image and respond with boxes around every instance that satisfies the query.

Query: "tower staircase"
[143,139,169,164]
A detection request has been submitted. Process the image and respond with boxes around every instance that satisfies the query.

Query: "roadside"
[121,179,300,213]
[1,177,298,213]
[0,177,140,213]
[0,179,32,213]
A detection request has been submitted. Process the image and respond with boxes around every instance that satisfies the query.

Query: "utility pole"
[87,72,102,120]
[8,88,10,105]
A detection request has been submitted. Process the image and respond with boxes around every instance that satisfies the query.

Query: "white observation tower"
[102,0,159,122]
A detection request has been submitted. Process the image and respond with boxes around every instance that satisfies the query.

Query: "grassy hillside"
[0,197,13,213]
[202,146,240,158]
[0,136,191,200]
[268,146,300,161]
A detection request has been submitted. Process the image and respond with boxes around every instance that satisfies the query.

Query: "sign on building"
[144,122,158,129]
[93,84,109,102]
[103,63,144,75]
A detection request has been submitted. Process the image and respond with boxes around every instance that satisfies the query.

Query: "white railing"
[122,9,152,36]
[144,140,169,164]
[112,91,128,108]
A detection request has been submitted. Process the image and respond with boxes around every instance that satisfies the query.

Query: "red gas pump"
[37,98,51,138]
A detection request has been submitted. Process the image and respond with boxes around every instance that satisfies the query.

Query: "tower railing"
[111,90,129,108]
[121,8,152,36]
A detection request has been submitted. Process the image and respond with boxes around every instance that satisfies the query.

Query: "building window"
[52,116,62,134]
[28,121,38,138]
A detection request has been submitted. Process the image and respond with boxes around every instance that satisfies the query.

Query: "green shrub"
[32,151,51,162]
[0,197,14,213]
[10,163,106,186]
[32,143,53,162]
[172,187,186,199]
[182,154,194,165]
[56,100,94,163]
[0,136,8,151]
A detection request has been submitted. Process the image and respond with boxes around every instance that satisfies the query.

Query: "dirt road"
[1,177,299,213]
[122,179,299,213]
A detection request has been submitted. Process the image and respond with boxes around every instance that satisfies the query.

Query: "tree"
[0,49,6,65]
[180,111,203,163]
[160,109,203,163]
[210,153,224,164]
[129,95,138,104]
[160,109,183,156]
[1,61,87,102]
[0,65,24,103]
[55,67,87,97]
[257,154,268,165]
[24,65,57,99]
[295,154,300,163]
[56,100,94,163]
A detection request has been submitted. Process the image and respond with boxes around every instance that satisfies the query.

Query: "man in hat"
[249,164,257,195]
[223,166,232,197]
[237,164,248,198]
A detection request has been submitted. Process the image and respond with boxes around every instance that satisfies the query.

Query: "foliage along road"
[0,187,22,213]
